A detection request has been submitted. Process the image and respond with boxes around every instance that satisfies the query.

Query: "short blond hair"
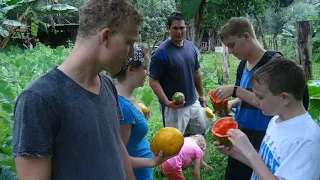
[77,0,143,40]
[218,17,256,41]
[187,134,207,151]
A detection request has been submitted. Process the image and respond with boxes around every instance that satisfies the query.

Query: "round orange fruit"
[150,127,184,156]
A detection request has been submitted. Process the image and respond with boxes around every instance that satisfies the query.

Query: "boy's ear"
[280,92,290,105]
[100,28,110,47]
[128,66,135,75]
[243,32,251,40]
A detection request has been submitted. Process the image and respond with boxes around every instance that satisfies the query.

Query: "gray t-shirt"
[12,67,125,180]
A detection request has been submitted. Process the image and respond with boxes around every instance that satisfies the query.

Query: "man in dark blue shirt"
[149,12,207,136]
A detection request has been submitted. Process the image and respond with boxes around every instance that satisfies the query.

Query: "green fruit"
[172,92,185,105]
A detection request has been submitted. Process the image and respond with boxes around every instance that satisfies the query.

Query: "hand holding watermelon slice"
[212,117,239,157]
[226,129,257,159]
[212,117,238,146]
[208,90,230,116]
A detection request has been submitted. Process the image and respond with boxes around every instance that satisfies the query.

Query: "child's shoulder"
[269,113,320,140]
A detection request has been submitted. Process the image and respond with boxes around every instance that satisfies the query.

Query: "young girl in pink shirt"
[160,134,212,180]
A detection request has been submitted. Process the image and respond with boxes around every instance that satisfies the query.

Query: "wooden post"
[222,44,230,84]
[296,20,313,80]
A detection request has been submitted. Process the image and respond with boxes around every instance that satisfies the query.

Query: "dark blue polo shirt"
[149,39,200,107]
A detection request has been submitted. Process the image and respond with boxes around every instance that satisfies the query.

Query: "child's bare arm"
[213,141,250,166]
[130,151,173,169]
[227,129,278,180]
[200,159,213,170]
[229,150,250,167]
[247,153,279,180]
[193,158,201,180]
[214,86,258,108]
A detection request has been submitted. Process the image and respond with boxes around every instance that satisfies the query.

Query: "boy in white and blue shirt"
[215,58,320,180]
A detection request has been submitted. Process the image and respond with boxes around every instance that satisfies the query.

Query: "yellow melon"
[138,102,150,115]
[150,127,184,156]
[205,107,215,118]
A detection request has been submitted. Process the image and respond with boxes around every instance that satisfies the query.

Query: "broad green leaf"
[308,80,320,97]
[0,5,18,14]
[18,0,36,4]
[0,135,13,156]
[34,4,78,14]
[208,0,224,5]
[0,154,14,168]
[309,99,320,123]
[181,0,202,21]
[0,79,15,103]
[0,166,18,180]
[30,0,47,9]
[2,19,24,27]
[134,85,155,107]
[0,108,11,122]
[0,26,9,37]
[5,0,20,6]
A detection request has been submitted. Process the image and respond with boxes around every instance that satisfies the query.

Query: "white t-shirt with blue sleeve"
[251,113,320,180]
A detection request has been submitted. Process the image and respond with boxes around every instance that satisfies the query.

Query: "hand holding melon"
[138,102,150,119]
[208,90,229,116]
[172,92,185,105]
[165,92,186,109]
[212,117,238,146]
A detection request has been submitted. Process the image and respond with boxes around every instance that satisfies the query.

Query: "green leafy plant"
[308,80,320,123]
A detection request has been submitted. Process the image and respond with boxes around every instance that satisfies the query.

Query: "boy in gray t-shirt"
[12,0,143,179]
[13,69,125,179]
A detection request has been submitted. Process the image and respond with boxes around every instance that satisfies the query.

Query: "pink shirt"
[167,143,204,171]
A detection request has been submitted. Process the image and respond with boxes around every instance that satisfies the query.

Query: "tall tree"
[134,0,176,52]
[180,0,294,48]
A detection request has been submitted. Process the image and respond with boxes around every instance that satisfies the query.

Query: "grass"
[145,52,320,180]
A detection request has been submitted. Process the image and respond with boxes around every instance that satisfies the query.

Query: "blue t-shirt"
[234,52,274,150]
[235,66,273,131]
[149,39,200,107]
[119,96,154,180]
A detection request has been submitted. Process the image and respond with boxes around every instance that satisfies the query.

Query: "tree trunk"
[273,34,278,50]
[253,13,268,49]
[175,0,180,11]
[208,30,219,52]
[187,20,196,42]
[194,0,206,47]
[222,44,230,84]
[296,20,313,80]
[207,29,214,51]
[186,0,206,48]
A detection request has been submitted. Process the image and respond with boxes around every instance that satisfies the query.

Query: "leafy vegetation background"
[1,44,319,179]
